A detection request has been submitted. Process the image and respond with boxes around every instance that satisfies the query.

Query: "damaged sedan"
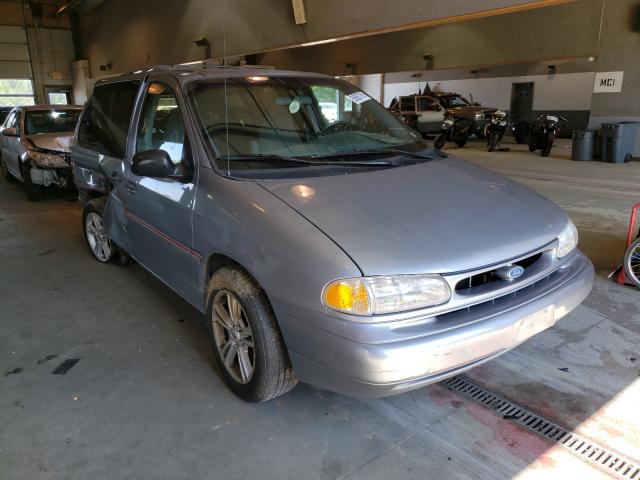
[0,105,82,201]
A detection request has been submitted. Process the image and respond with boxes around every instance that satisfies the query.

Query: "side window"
[135,82,187,165]
[77,81,140,157]
[399,97,415,112]
[418,97,439,112]
[5,110,17,129]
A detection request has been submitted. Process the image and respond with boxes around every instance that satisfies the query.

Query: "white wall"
[383,72,596,110]
[358,74,383,102]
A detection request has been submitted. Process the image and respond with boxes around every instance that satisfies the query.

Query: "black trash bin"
[600,122,640,163]
[571,130,595,161]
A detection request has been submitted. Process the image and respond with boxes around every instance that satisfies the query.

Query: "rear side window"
[77,81,140,157]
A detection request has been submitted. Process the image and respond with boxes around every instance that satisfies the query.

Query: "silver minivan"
[71,66,594,402]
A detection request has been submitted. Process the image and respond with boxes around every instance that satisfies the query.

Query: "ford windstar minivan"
[72,65,594,402]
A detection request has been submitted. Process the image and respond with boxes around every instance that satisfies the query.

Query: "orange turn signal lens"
[322,279,370,315]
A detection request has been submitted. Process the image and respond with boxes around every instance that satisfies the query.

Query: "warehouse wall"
[76,0,573,78]
[0,1,74,104]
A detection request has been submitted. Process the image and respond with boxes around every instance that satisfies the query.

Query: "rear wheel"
[83,198,115,263]
[487,131,499,152]
[624,237,640,288]
[434,135,446,150]
[206,266,297,402]
[541,134,555,157]
[23,161,45,202]
[455,137,467,148]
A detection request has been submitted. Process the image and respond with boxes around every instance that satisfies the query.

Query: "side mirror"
[131,149,176,178]
[2,127,18,137]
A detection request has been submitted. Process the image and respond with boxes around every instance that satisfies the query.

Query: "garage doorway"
[510,82,534,123]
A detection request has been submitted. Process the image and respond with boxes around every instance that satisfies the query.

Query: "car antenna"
[223,11,230,176]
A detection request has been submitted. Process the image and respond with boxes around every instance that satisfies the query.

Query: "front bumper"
[278,250,593,397]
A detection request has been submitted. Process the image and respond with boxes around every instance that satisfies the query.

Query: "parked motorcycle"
[434,113,471,149]
[484,110,509,152]
[528,114,567,157]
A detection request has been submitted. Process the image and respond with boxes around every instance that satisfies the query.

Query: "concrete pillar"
[71,60,90,104]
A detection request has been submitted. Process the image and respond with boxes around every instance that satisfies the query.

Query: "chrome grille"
[455,252,543,292]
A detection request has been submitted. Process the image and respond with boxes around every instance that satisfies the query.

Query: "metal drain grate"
[443,376,640,479]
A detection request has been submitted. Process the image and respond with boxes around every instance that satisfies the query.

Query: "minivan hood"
[259,156,567,275]
[25,133,74,153]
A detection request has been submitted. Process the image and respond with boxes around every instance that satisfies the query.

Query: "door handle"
[126,181,137,194]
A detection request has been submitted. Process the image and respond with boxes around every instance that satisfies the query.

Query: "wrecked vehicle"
[0,105,82,201]
[72,66,593,402]
[389,90,497,138]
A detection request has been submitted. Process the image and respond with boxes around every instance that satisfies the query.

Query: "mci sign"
[593,71,624,93]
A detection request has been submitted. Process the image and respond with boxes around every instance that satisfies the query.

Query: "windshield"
[189,76,423,171]
[24,109,81,135]
[440,95,470,108]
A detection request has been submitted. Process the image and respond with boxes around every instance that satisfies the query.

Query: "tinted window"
[24,109,81,134]
[136,82,186,164]
[77,81,140,157]
[417,97,439,111]
[400,97,415,111]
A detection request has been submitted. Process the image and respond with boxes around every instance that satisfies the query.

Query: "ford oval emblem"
[496,265,525,281]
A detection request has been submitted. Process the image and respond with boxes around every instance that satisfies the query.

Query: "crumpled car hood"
[259,156,568,276]
[25,133,74,153]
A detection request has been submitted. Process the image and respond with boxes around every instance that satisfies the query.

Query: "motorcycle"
[528,114,567,157]
[484,110,509,152]
[434,113,471,149]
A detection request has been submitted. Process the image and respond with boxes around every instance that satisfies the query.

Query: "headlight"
[557,220,578,258]
[443,118,454,127]
[474,112,484,120]
[322,274,452,316]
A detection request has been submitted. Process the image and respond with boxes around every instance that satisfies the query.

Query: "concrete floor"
[1,139,639,479]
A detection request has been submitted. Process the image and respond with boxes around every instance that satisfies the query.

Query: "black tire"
[541,134,554,157]
[487,132,499,152]
[434,135,446,150]
[22,161,45,202]
[455,137,467,148]
[528,144,536,152]
[623,237,640,288]
[206,266,297,402]
[1,156,14,182]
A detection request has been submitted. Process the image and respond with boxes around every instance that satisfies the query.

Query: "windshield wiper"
[308,148,445,161]
[222,154,395,168]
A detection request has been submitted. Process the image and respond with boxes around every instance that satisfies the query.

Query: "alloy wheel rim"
[85,212,112,262]
[211,290,255,384]
[627,243,640,284]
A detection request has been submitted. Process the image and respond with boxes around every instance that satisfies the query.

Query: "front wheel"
[23,161,45,201]
[541,134,555,157]
[1,156,15,182]
[624,237,640,288]
[206,266,297,402]
[434,135,446,150]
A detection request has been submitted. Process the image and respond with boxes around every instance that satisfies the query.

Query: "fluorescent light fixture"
[301,38,338,47]
[180,60,204,66]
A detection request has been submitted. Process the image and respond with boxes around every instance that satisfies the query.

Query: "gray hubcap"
[212,290,255,384]
[85,212,112,262]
